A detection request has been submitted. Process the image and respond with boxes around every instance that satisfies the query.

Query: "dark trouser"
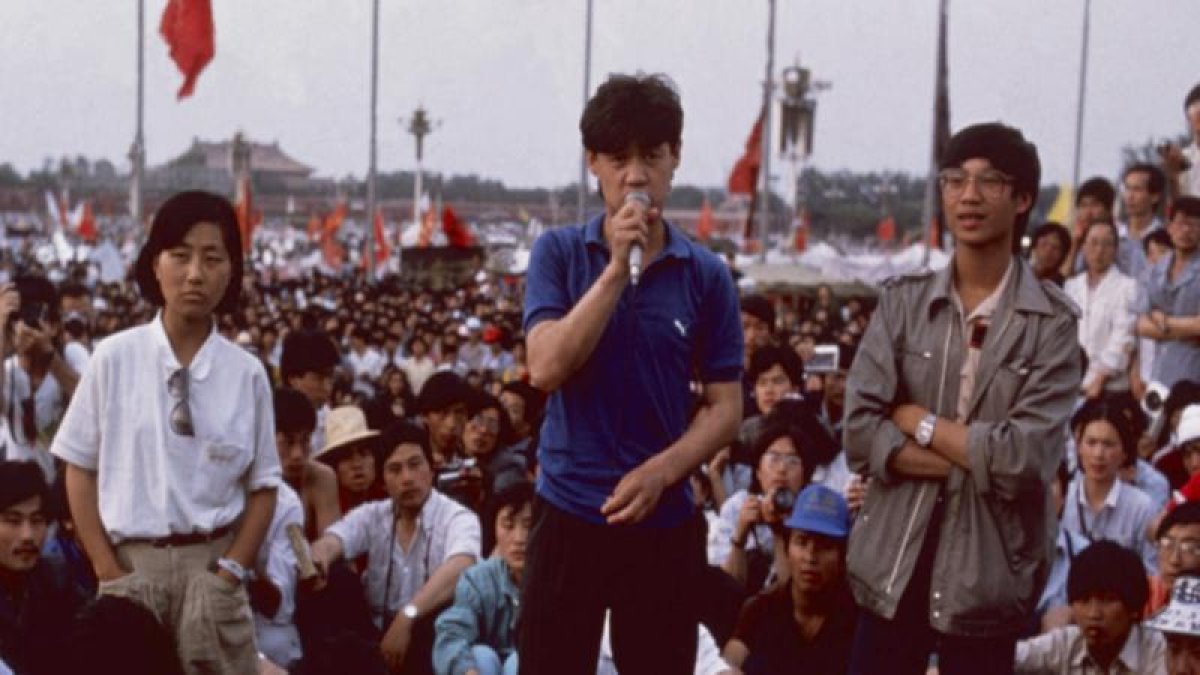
[517,497,700,675]
[848,496,1017,675]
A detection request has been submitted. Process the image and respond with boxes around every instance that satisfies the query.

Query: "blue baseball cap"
[784,484,850,539]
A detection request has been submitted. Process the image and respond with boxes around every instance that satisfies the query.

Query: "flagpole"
[577,0,594,227]
[758,0,776,263]
[1070,0,1091,216]
[365,0,380,281]
[920,0,949,268]
[130,0,146,239]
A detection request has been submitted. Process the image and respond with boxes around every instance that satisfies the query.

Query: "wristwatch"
[215,557,248,584]
[402,603,419,620]
[915,413,938,448]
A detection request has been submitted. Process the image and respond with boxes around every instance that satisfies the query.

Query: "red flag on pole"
[160,0,215,99]
[233,175,261,253]
[442,206,474,248]
[696,199,714,242]
[362,208,390,268]
[728,111,764,195]
[77,201,96,243]
[306,213,321,243]
[793,208,810,252]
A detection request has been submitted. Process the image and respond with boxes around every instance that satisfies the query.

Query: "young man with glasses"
[1135,196,1200,389]
[1149,500,1200,614]
[844,123,1081,675]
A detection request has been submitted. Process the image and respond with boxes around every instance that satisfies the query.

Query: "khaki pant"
[99,533,258,675]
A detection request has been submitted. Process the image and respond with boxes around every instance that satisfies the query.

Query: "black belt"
[126,523,234,548]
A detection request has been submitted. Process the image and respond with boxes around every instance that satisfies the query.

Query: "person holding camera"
[1,275,82,480]
[715,418,820,593]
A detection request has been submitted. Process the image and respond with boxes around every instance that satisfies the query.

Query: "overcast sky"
[1,1,1197,191]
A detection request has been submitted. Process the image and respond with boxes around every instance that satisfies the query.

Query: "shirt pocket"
[191,440,252,508]
[897,346,935,404]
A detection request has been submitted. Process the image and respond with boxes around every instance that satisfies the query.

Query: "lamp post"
[403,106,436,263]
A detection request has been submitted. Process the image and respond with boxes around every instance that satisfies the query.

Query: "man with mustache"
[0,460,85,674]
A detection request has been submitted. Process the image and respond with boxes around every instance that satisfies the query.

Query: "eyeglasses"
[763,451,803,470]
[470,414,499,433]
[167,368,195,437]
[1157,537,1200,557]
[938,169,1014,200]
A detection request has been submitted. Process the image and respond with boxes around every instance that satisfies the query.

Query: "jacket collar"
[925,256,1054,320]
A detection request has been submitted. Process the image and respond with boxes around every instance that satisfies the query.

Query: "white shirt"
[255,482,304,668]
[1064,267,1138,392]
[399,356,437,396]
[3,356,70,446]
[325,490,480,628]
[51,315,283,542]
[1181,142,1200,198]
[346,347,386,382]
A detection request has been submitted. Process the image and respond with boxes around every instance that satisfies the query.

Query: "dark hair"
[1185,83,1200,111]
[748,419,817,492]
[0,461,47,512]
[274,387,317,435]
[1031,221,1071,256]
[56,596,185,675]
[500,381,545,427]
[747,344,804,389]
[280,329,341,382]
[1076,177,1116,212]
[740,294,776,331]
[940,122,1041,253]
[580,73,683,155]
[764,398,840,467]
[1066,540,1148,612]
[1171,196,1200,221]
[1144,228,1173,256]
[1157,500,1200,540]
[1123,162,1166,198]
[1071,399,1137,467]
[377,420,433,466]
[416,371,472,415]
[481,479,534,556]
[134,191,243,314]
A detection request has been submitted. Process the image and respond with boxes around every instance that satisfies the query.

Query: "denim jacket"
[844,258,1080,637]
[433,556,520,675]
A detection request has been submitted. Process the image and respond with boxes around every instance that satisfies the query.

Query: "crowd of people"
[0,74,1199,675]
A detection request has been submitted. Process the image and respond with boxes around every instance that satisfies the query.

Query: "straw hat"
[315,405,380,463]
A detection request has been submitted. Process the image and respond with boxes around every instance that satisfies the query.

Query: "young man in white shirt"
[311,421,480,673]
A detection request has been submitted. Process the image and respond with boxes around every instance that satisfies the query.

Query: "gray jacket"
[844,258,1080,637]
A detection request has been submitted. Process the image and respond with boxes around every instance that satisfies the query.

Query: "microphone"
[625,191,650,285]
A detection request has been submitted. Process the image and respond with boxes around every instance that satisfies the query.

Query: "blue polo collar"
[582,213,693,261]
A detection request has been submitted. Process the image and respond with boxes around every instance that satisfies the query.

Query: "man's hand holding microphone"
[610,191,656,286]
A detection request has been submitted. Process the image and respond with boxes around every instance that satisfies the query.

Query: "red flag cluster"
[320,202,348,268]
[160,0,215,99]
[233,175,261,254]
[361,209,390,270]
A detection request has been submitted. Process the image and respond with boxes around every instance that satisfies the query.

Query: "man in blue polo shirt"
[518,73,744,674]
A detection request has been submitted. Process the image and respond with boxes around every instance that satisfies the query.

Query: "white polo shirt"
[51,314,282,542]
[326,489,479,628]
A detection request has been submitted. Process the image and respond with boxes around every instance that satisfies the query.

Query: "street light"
[402,106,438,253]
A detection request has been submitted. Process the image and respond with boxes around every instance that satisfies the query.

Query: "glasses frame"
[167,368,195,437]
[938,169,1015,201]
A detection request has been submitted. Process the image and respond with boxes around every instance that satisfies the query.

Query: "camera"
[436,456,478,492]
[806,344,840,375]
[771,487,796,517]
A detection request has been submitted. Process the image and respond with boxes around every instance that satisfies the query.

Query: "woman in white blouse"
[53,191,282,674]
[1064,220,1138,400]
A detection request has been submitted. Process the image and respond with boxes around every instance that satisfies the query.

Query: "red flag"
[728,110,764,195]
[77,201,96,243]
[876,214,896,245]
[696,199,714,242]
[323,201,347,237]
[233,175,261,253]
[442,206,474,248]
[160,0,215,99]
[320,200,347,267]
[362,209,390,268]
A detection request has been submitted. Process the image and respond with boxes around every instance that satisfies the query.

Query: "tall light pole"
[406,106,434,255]
[1070,0,1092,216]
[130,0,146,236]
[758,0,777,263]
[365,0,380,281]
[578,0,594,226]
